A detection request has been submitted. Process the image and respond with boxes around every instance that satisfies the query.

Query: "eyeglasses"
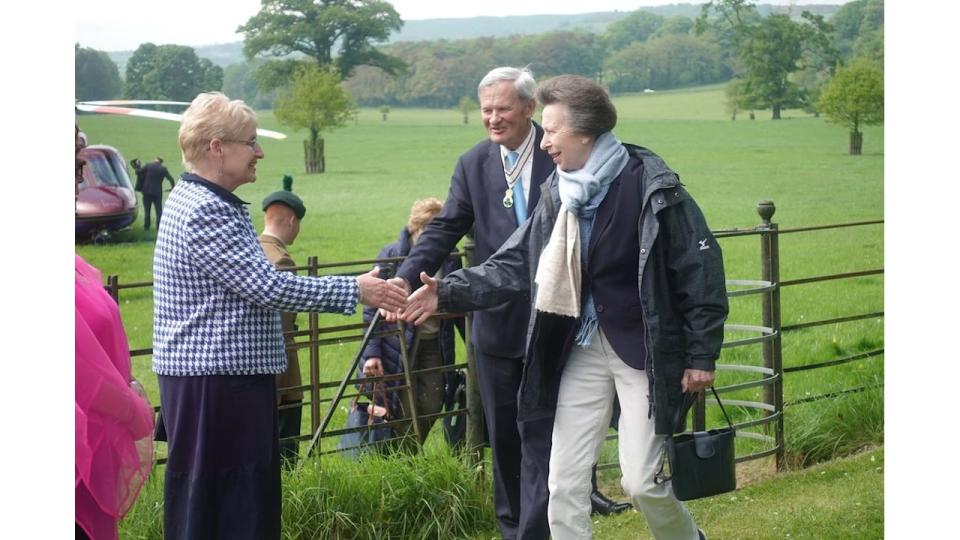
[224,138,261,149]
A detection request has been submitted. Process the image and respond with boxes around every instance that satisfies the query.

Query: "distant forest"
[84,2,881,110]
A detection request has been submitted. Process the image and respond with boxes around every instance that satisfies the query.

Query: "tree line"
[75,0,883,160]
[342,12,735,108]
[77,1,880,108]
[75,42,223,102]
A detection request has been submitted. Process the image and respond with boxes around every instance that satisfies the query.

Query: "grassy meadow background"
[76,82,884,538]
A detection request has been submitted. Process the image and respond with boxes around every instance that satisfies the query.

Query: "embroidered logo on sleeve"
[699,239,710,251]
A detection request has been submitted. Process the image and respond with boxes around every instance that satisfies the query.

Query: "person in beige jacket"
[258,179,307,466]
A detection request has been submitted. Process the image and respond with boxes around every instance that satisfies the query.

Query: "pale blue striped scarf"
[557,132,629,348]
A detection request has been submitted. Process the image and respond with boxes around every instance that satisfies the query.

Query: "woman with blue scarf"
[402,75,728,539]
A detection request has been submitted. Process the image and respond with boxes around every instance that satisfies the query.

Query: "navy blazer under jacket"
[584,165,649,370]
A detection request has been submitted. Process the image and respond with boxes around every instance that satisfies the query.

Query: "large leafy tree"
[123,43,159,99]
[274,63,356,172]
[817,58,883,155]
[238,0,405,79]
[737,14,811,119]
[199,58,225,96]
[698,0,836,119]
[75,44,122,100]
[148,46,220,101]
[123,44,223,100]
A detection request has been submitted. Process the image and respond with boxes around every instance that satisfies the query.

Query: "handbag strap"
[670,387,734,434]
[710,387,735,430]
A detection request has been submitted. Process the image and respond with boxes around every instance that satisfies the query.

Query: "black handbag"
[656,387,737,501]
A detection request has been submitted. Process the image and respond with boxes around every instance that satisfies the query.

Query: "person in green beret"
[258,175,307,466]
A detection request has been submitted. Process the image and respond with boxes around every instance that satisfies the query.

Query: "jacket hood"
[624,143,681,193]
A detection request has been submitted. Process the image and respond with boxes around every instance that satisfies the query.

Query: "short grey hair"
[478,67,537,101]
[178,92,257,171]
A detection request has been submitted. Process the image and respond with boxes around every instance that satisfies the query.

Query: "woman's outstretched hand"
[356,266,408,312]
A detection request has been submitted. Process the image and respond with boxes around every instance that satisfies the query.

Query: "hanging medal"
[502,133,534,209]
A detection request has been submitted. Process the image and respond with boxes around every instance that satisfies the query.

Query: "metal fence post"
[462,236,485,468]
[758,200,785,471]
[307,256,322,436]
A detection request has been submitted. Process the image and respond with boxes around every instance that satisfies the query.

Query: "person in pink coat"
[76,124,154,539]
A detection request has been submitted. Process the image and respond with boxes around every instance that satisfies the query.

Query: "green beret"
[262,191,306,219]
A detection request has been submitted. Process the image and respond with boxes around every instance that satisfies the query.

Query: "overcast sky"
[75,0,848,52]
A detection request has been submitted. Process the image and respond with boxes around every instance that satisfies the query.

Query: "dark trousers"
[159,374,281,540]
[278,401,302,466]
[143,193,162,230]
[476,350,553,540]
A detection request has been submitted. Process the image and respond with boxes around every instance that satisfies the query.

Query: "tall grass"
[122,445,885,540]
[121,443,496,539]
[783,383,884,468]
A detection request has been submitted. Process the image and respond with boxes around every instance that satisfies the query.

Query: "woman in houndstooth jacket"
[151,92,406,540]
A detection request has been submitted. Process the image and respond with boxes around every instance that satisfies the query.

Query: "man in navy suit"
[393,67,625,540]
[394,65,549,540]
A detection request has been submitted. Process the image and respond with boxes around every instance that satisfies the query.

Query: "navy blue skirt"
[159,374,281,540]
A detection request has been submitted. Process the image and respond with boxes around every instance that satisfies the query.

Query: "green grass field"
[79,83,883,538]
[589,446,884,540]
[121,444,884,540]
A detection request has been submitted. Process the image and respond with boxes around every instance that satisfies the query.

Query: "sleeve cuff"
[686,357,716,371]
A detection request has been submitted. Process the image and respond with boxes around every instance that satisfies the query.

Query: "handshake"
[355,268,440,325]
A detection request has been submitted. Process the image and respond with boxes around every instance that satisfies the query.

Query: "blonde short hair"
[178,92,257,170]
[407,197,443,235]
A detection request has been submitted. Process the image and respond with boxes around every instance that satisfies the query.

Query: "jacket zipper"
[638,176,675,425]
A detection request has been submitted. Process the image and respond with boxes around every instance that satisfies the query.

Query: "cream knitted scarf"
[534,132,629,317]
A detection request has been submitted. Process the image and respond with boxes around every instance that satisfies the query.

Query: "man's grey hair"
[478,67,537,101]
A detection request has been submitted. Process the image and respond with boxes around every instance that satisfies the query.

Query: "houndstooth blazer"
[152,174,357,376]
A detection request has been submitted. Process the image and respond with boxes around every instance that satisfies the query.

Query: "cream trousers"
[547,328,700,540]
